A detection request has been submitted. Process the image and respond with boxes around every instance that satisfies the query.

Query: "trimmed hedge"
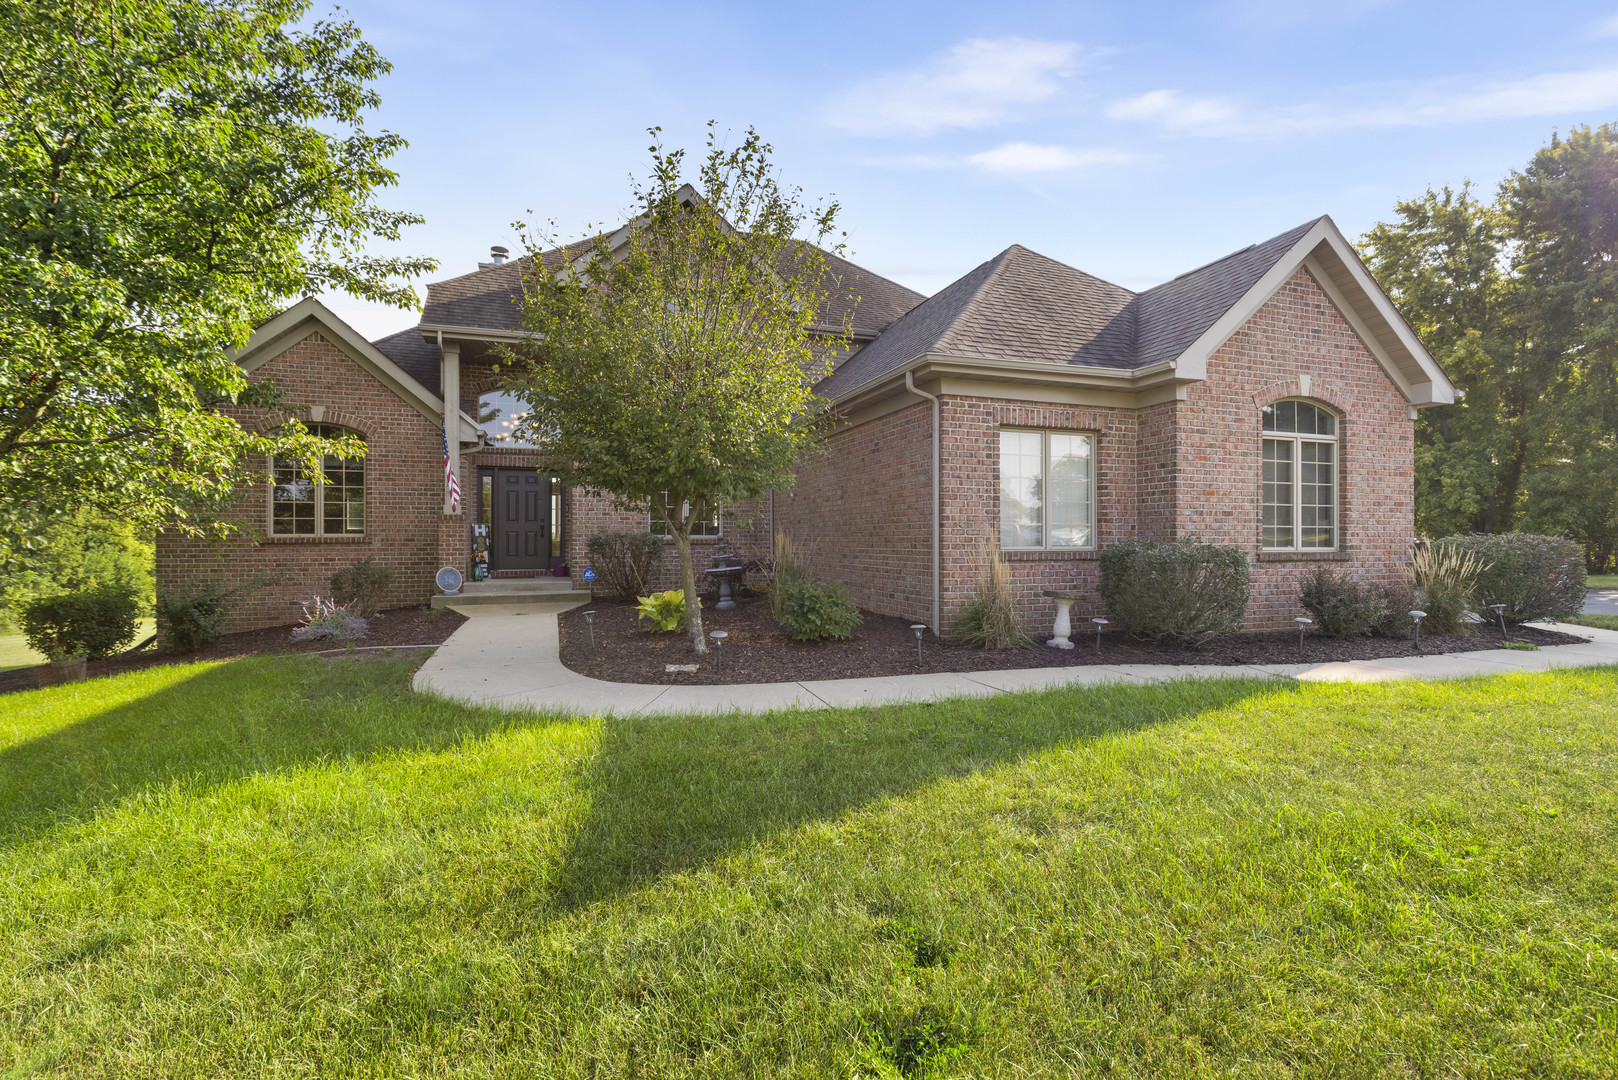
[1098,539,1250,646]
[1442,533,1587,625]
[587,530,665,602]
[1299,569,1389,638]
[20,586,141,660]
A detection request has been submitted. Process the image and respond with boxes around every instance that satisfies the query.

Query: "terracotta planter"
[48,655,87,684]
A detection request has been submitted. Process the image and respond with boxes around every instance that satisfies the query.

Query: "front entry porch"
[475,468,565,578]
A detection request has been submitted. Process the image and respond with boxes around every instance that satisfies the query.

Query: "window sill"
[1257,549,1349,562]
[262,534,369,544]
[1002,548,1099,561]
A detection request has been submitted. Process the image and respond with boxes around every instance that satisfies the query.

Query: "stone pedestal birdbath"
[1041,589,1085,649]
[703,534,744,611]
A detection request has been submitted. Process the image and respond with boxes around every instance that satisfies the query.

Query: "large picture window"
[1261,400,1336,550]
[270,424,365,536]
[999,429,1095,550]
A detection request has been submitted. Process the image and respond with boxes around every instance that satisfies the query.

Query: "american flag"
[443,424,460,512]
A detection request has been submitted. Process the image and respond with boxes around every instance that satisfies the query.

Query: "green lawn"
[3,657,1617,1077]
[1588,574,1618,590]
[1567,614,1618,632]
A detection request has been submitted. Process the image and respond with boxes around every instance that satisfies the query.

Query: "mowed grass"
[1586,574,1618,589]
[3,657,1617,1077]
[1568,614,1618,632]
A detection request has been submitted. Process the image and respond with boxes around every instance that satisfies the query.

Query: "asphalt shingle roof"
[817,218,1324,399]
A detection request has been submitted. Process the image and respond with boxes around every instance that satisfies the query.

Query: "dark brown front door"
[491,470,556,572]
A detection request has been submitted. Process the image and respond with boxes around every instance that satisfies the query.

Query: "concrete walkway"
[412,601,1618,716]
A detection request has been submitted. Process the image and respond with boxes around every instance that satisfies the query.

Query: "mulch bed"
[2,605,468,694]
[558,593,1591,686]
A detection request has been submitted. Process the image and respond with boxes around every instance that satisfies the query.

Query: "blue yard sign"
[582,567,598,583]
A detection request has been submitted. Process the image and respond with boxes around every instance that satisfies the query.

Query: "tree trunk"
[672,529,707,654]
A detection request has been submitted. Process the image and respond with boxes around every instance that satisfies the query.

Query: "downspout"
[904,370,941,636]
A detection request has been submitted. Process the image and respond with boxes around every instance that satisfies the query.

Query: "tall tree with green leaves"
[505,126,848,653]
[1361,126,1618,570]
[0,0,433,561]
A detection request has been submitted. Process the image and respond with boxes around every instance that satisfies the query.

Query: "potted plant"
[20,587,142,685]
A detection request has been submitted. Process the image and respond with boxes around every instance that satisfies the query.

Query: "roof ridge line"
[930,246,1021,355]
[1005,242,1136,298]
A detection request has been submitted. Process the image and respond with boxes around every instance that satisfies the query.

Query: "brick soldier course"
[157,210,1455,646]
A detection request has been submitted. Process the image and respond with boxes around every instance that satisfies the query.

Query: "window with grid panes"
[1261,400,1336,550]
[998,429,1095,550]
[270,424,365,536]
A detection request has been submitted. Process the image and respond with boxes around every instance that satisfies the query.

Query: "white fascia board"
[231,297,447,426]
[417,322,529,344]
[1301,253,1417,400]
[830,351,1186,411]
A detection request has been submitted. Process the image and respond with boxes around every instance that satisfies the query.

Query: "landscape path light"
[1295,616,1313,657]
[1409,609,1427,648]
[1092,617,1109,655]
[709,629,727,675]
[583,610,596,649]
[1488,603,1509,642]
[910,624,927,666]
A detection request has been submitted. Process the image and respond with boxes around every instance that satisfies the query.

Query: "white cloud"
[1109,66,1618,138]
[826,37,1083,136]
[965,142,1136,175]
[1597,14,1618,37]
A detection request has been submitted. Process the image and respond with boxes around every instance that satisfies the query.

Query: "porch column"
[441,339,461,515]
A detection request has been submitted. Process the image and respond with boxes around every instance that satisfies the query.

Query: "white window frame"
[268,424,366,538]
[998,428,1097,551]
[1261,400,1338,552]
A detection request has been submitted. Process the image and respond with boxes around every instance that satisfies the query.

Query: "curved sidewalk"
[412,603,1618,716]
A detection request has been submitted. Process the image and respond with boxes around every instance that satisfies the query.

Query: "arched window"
[270,424,365,536]
[1261,400,1336,550]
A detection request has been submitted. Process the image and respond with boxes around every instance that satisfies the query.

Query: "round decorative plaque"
[435,565,463,595]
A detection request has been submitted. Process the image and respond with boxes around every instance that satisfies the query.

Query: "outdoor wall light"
[709,629,727,674]
[1091,617,1109,655]
[1488,603,1509,641]
[1295,616,1313,656]
[910,624,927,666]
[583,610,596,649]
[1409,609,1427,647]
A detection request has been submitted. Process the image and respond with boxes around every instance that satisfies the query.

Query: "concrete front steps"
[430,577,593,609]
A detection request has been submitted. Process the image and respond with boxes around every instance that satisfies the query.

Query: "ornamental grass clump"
[1399,541,1487,635]
[766,530,811,624]
[290,596,368,643]
[1299,568,1389,638]
[586,530,665,602]
[951,535,1031,649]
[1443,533,1586,624]
[1098,538,1250,646]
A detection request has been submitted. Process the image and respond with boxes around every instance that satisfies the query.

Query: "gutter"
[904,370,941,637]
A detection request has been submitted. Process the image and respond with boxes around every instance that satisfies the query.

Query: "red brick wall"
[1181,266,1414,628]
[776,400,935,624]
[155,331,454,635]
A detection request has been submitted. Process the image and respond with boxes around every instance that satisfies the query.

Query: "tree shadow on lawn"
[0,654,577,849]
[554,676,1286,910]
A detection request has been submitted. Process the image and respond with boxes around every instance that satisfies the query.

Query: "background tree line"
[1361,123,1618,572]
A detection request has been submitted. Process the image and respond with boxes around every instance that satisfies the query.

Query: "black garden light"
[910,624,927,666]
[583,609,596,649]
[709,629,727,674]
[1409,609,1427,648]
[1092,617,1108,655]
[1295,616,1312,657]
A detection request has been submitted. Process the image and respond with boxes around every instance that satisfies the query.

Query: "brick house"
[156,213,1454,638]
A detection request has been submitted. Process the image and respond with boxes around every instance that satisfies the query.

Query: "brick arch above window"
[1250,378,1351,417]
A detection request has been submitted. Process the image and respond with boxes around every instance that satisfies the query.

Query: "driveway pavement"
[1585,588,1618,615]
[412,601,1618,716]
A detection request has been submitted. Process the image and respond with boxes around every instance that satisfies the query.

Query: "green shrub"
[1442,533,1587,625]
[155,573,275,653]
[636,589,691,632]
[1098,538,1250,646]
[776,576,862,642]
[1403,542,1486,635]
[951,535,1030,649]
[1299,568,1389,638]
[20,586,141,660]
[329,557,394,617]
[587,530,665,601]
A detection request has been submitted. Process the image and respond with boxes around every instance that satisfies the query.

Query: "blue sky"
[324,0,1618,340]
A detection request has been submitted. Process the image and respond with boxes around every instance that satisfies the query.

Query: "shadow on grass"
[555,676,1287,909]
[0,654,570,848]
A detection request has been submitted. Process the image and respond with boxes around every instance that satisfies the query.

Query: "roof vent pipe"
[488,245,508,265]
